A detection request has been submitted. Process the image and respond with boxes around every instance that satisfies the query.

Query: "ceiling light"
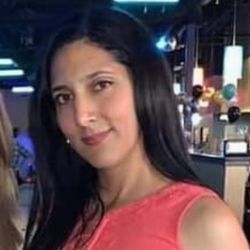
[11,86,34,94]
[193,67,204,86]
[114,0,179,3]
[156,36,168,50]
[0,58,15,66]
[156,35,177,51]
[223,45,243,87]
[0,69,24,77]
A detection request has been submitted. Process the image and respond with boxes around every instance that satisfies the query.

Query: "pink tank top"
[63,182,218,250]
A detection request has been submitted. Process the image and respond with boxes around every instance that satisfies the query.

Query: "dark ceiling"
[0,0,249,88]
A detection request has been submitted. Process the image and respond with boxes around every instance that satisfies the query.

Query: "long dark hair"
[24,7,199,250]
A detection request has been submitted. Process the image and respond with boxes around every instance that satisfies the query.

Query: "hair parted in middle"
[25,7,198,250]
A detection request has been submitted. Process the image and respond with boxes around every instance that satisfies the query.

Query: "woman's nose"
[73,96,97,127]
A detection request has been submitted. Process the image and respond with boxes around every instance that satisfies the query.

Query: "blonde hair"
[0,92,22,250]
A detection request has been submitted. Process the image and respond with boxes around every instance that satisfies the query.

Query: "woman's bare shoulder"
[179,196,249,250]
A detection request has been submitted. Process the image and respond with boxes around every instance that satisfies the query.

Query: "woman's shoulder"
[156,181,218,207]
[178,195,249,250]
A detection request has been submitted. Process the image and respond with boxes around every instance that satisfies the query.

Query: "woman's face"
[51,40,144,169]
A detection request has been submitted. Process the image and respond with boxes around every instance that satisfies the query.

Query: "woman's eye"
[54,93,72,105]
[94,80,113,91]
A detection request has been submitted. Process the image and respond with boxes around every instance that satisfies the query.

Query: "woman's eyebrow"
[51,85,68,94]
[51,70,114,93]
[85,70,114,80]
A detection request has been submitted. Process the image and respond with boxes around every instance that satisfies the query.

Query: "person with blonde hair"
[0,92,23,250]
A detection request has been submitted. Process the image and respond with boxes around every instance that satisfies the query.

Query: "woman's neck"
[98,162,173,211]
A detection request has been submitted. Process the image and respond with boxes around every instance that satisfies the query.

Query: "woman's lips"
[81,130,111,146]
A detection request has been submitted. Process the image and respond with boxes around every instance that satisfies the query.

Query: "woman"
[0,93,23,250]
[24,7,249,250]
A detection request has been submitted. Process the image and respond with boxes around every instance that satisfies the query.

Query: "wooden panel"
[224,166,249,224]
